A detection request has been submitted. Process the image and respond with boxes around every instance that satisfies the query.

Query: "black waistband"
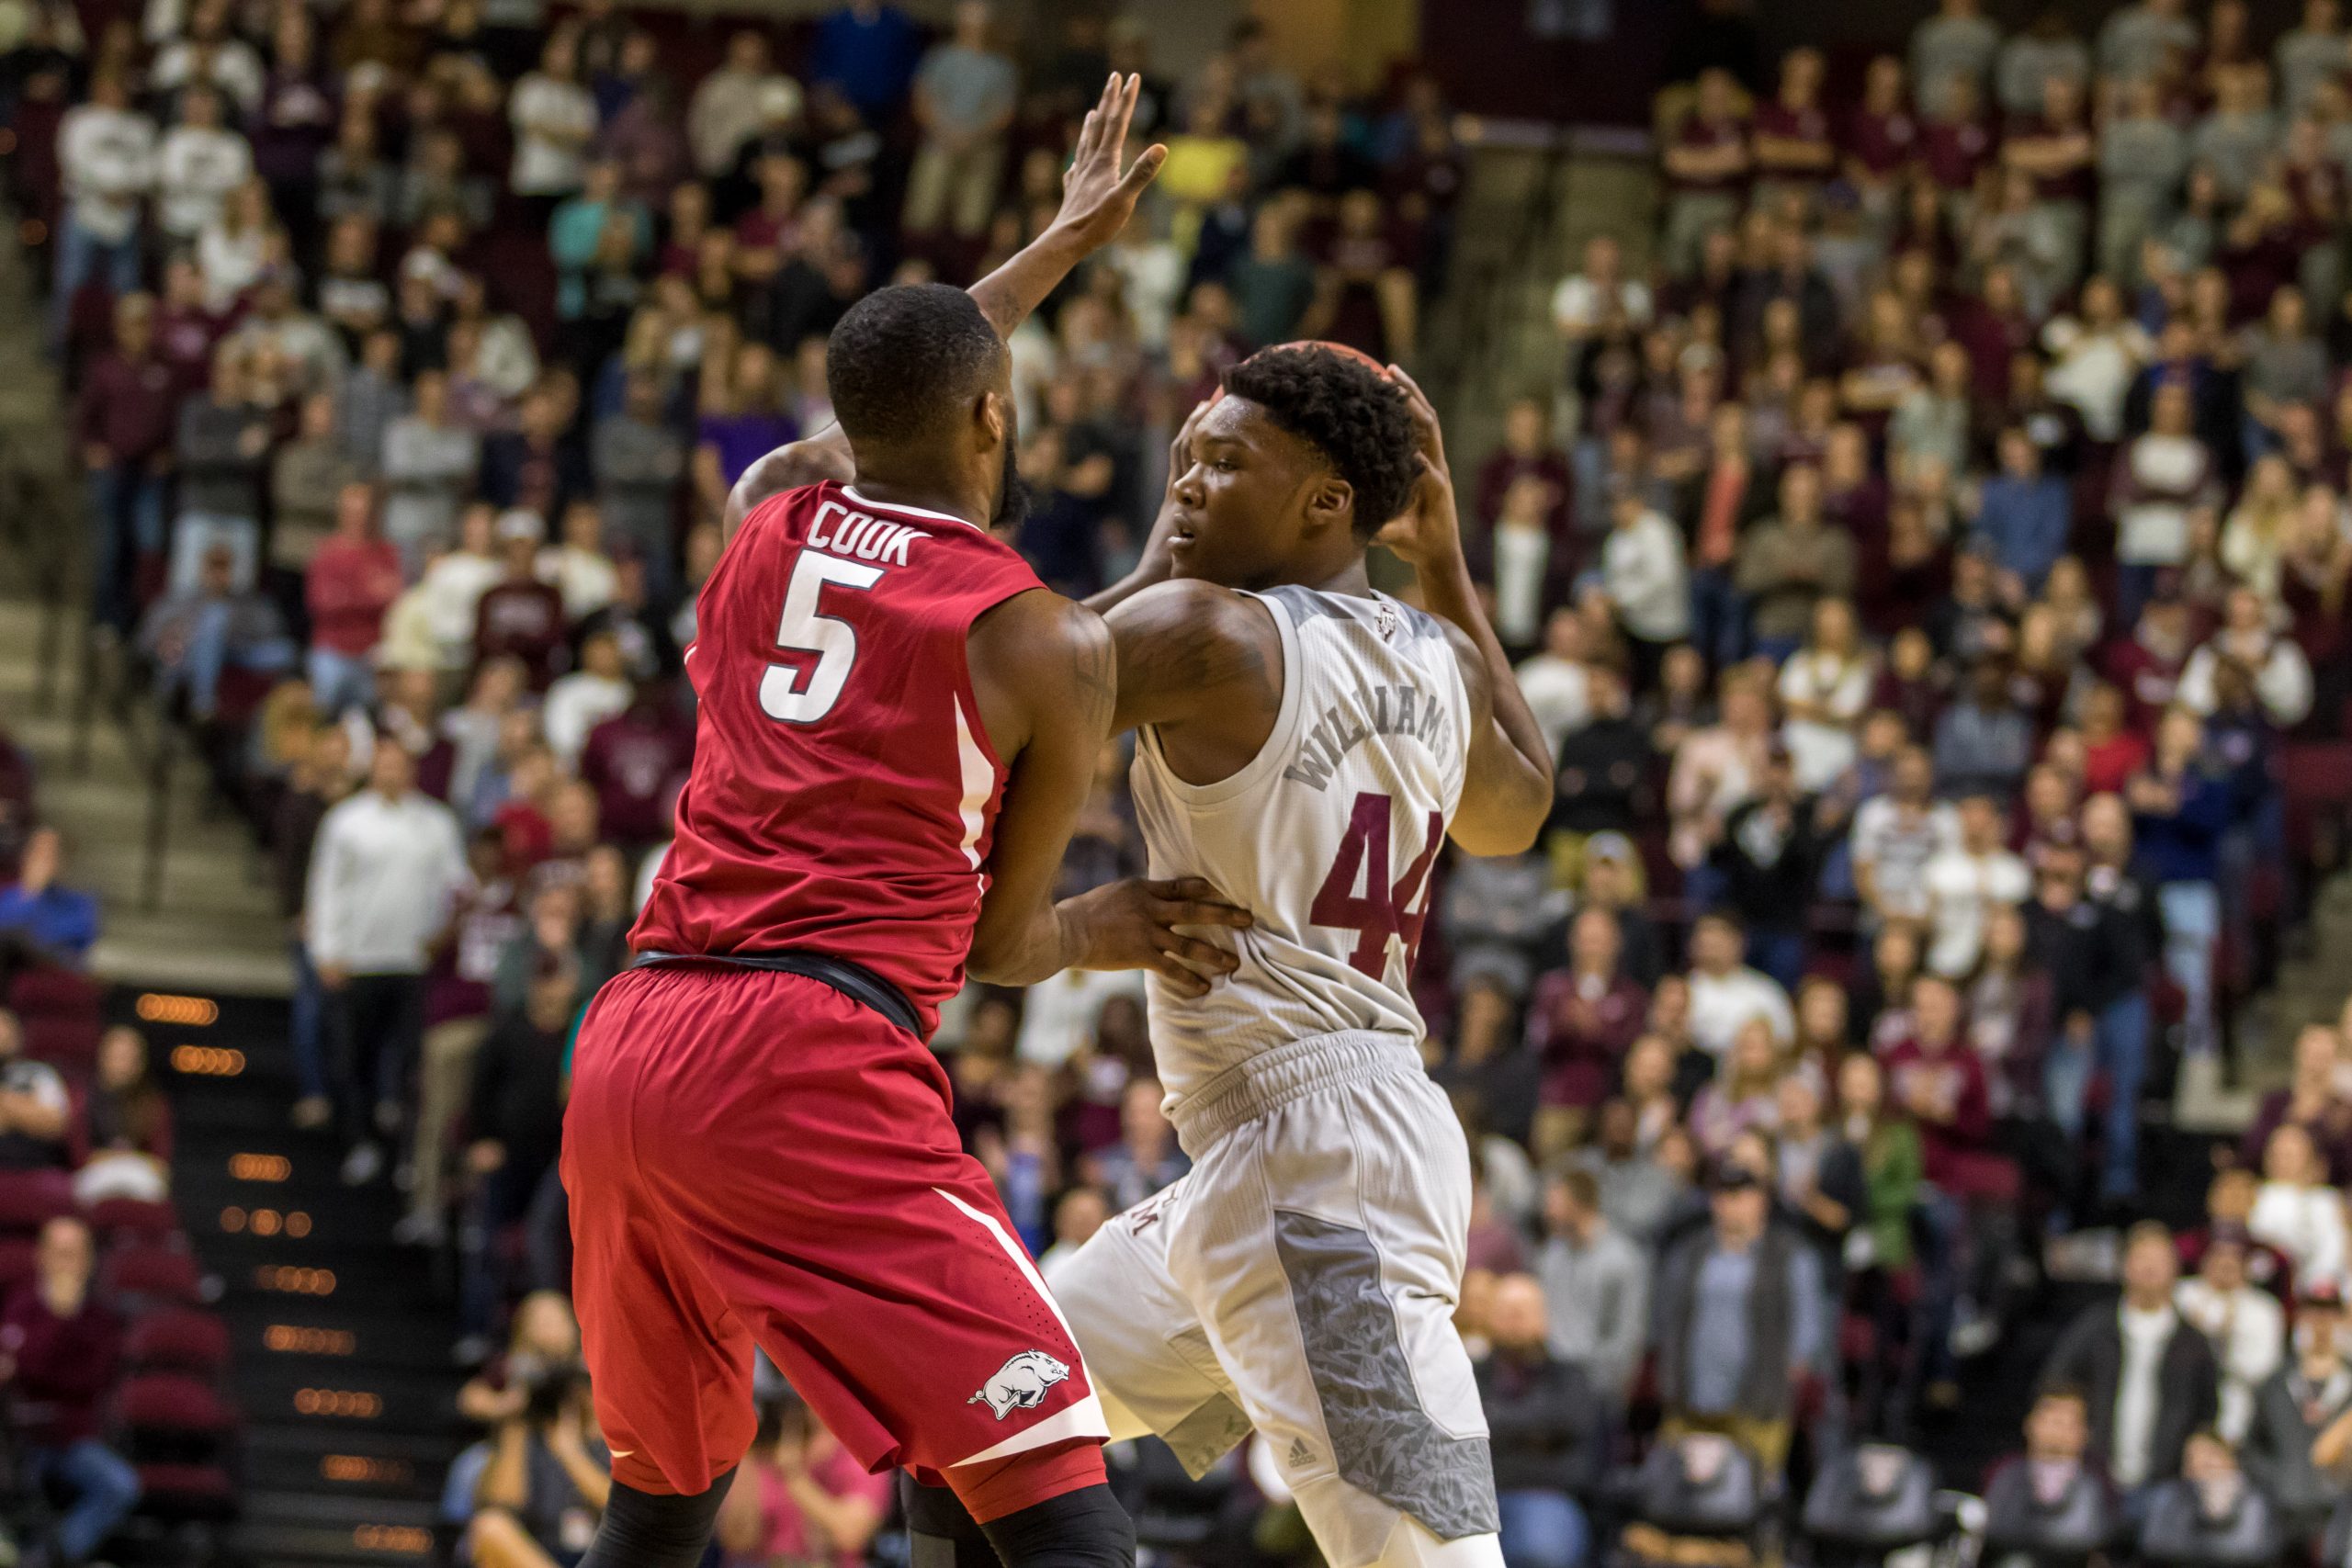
[631,950,922,1039]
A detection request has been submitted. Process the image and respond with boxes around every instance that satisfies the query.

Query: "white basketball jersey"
[1129,584,1472,1104]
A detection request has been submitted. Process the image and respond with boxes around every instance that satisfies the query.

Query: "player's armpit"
[966,591,1118,987]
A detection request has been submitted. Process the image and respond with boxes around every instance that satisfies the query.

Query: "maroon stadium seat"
[132,1461,237,1519]
[0,1235,39,1294]
[22,1014,99,1075]
[87,1196,179,1242]
[117,1373,237,1436]
[0,1168,77,1234]
[6,968,102,1025]
[100,1244,204,1308]
[125,1308,231,1376]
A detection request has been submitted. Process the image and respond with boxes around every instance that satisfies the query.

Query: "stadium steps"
[0,220,292,1001]
[158,994,468,1568]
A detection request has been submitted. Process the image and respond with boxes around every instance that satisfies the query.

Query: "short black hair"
[826,284,1006,446]
[1222,346,1420,538]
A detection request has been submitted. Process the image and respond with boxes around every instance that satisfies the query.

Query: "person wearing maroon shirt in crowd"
[1476,397,1574,535]
[1922,74,1995,205]
[578,690,694,846]
[1527,908,1649,1157]
[306,480,405,717]
[0,1217,141,1566]
[2239,1023,2352,1179]
[1752,48,1836,211]
[1951,265,2039,408]
[1844,56,1919,220]
[473,510,571,687]
[77,293,182,635]
[1661,68,1751,278]
[2103,586,2199,731]
[401,828,523,1248]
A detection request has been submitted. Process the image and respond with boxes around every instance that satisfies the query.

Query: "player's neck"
[845,472,988,530]
[1258,553,1371,598]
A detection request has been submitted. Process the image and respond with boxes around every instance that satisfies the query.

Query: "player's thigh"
[1170,1077,1497,1568]
[561,974,758,1497]
[645,1005,1108,1482]
[1043,1181,1252,1474]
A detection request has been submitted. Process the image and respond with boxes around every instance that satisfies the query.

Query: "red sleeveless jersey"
[632,481,1045,1034]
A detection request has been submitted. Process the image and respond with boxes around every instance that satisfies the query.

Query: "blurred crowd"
[16,0,2352,1561]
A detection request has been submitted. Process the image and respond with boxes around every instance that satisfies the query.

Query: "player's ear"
[978,388,1009,453]
[1303,474,1353,538]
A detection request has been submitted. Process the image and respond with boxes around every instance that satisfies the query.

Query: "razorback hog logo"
[967,1351,1070,1419]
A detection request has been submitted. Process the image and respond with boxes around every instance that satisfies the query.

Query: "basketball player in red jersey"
[561,79,1229,1568]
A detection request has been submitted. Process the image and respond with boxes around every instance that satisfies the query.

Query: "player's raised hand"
[1373,365,1464,577]
[1051,73,1169,253]
[1060,875,1252,998]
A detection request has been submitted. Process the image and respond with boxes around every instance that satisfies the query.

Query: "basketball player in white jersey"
[910,346,1555,1568]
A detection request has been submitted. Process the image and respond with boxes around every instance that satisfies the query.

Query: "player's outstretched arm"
[1378,367,1555,856]
[721,76,1165,546]
[966,590,1249,994]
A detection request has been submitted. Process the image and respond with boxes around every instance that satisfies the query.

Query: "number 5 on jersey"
[1309,791,1444,980]
[761,549,884,724]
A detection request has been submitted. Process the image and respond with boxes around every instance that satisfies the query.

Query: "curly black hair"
[1221,345,1420,538]
[826,283,1006,446]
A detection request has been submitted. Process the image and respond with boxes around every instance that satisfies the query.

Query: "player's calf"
[906,1445,1136,1568]
[575,1470,737,1568]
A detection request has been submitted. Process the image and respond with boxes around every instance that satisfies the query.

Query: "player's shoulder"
[1103,578,1282,678]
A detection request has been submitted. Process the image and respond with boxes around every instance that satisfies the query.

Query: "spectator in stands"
[2249,1122,2349,1287]
[2028,843,2145,1201]
[305,481,404,717]
[1684,910,1792,1061]
[714,1394,888,1568]
[74,1024,172,1202]
[463,954,577,1335]
[50,71,154,349]
[1476,1273,1605,1568]
[2174,1226,2282,1444]
[1981,1386,2120,1559]
[138,542,296,723]
[2130,705,2230,1057]
[0,829,101,976]
[903,1,1017,242]
[2275,1282,2352,1529]
[1533,1167,1648,1401]
[1653,1161,1823,1473]
[1923,792,2030,977]
[306,736,467,1186]
[0,1010,69,1176]
[170,340,273,595]
[2042,1221,2221,1497]
[468,1361,608,1568]
[2241,1023,2352,1180]
[76,294,179,635]
[0,1217,141,1567]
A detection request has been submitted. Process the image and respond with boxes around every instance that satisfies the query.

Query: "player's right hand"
[1062,875,1252,997]
[1049,73,1168,254]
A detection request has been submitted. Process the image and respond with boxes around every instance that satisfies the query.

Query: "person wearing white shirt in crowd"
[536,500,620,622]
[151,9,266,113]
[1515,607,1594,760]
[414,504,505,668]
[2045,277,2154,445]
[2174,1227,2283,1444]
[304,738,467,1186]
[1015,969,1145,1068]
[153,85,252,243]
[508,29,597,198]
[1777,597,1874,793]
[541,625,633,771]
[2250,1122,2350,1289]
[51,73,155,345]
[1850,744,1961,928]
[2177,585,2315,728]
[1552,234,1653,344]
[1684,910,1796,1060]
[1599,483,1690,659]
[687,31,779,177]
[1922,792,2031,976]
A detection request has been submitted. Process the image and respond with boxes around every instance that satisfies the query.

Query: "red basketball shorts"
[563,962,1109,1507]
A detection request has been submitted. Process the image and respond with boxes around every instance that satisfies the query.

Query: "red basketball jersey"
[632,482,1045,1034]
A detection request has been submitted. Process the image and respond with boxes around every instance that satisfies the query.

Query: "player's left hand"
[1062,875,1252,997]
[1049,73,1168,254]
[1373,365,1464,578]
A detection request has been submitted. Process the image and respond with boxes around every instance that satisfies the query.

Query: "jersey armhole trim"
[1136,589,1302,809]
[957,581,1051,775]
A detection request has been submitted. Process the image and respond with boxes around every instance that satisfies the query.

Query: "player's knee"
[976,1482,1136,1568]
[576,1472,736,1568]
